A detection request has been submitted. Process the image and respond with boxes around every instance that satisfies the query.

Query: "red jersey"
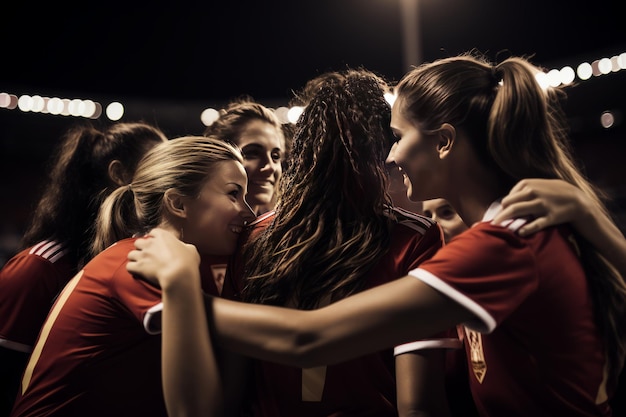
[206,254,229,295]
[225,208,444,417]
[10,238,219,417]
[411,201,612,417]
[0,240,74,352]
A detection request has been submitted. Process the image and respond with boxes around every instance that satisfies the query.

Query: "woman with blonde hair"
[11,136,254,417]
[130,53,626,416]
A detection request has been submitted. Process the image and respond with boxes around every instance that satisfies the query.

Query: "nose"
[386,142,398,164]
[259,153,279,174]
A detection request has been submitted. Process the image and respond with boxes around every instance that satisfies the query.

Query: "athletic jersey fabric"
[0,240,74,352]
[224,207,445,417]
[10,238,219,417]
[410,200,612,417]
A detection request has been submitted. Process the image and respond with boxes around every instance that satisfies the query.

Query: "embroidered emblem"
[465,327,487,383]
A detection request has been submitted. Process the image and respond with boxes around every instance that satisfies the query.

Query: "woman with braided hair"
[130,53,626,416]
[221,68,445,416]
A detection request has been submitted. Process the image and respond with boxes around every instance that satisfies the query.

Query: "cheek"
[452,220,468,234]
[392,141,410,166]
[189,207,237,253]
[395,139,429,171]
[271,161,282,176]
[187,198,229,232]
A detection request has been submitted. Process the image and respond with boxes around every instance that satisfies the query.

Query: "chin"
[250,195,271,207]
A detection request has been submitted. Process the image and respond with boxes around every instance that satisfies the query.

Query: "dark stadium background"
[1,0,625,264]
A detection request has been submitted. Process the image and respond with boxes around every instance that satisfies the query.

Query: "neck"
[445,173,507,227]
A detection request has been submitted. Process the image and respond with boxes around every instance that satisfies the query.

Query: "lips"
[250,179,274,187]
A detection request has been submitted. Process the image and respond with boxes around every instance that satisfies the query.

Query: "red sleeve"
[403,221,444,271]
[0,248,75,347]
[87,240,163,333]
[412,222,538,333]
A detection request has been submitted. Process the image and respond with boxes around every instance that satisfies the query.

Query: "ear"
[436,123,456,159]
[108,160,129,186]
[163,189,187,220]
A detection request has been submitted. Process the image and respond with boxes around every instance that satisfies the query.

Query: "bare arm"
[396,351,452,417]
[128,233,223,417]
[207,268,471,368]
[493,178,626,277]
[129,228,472,368]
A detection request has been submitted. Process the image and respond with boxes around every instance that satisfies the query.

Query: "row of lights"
[535,52,626,89]
[2,51,625,128]
[0,93,125,121]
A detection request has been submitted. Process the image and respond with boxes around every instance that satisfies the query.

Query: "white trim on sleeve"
[394,337,462,356]
[409,268,497,333]
[143,302,164,335]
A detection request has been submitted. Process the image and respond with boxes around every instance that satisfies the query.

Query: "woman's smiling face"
[387,100,443,203]
[233,119,285,212]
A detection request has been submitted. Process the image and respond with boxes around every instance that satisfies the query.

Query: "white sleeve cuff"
[394,337,462,356]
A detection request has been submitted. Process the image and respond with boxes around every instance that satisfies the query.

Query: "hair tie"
[491,65,503,87]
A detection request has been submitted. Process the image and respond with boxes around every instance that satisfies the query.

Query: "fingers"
[516,218,546,236]
[493,200,544,225]
[501,187,536,207]
[127,249,141,262]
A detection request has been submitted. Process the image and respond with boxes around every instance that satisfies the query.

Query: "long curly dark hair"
[241,68,396,309]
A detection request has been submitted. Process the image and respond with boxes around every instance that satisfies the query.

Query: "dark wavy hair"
[241,68,396,309]
[21,121,167,269]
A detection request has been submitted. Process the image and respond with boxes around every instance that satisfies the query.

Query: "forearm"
[161,276,223,417]
[574,204,626,277]
[207,277,468,368]
[206,295,316,366]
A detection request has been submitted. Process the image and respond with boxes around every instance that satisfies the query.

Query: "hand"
[127,228,201,290]
[493,178,592,236]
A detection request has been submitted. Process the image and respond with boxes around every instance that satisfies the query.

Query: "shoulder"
[250,210,274,227]
[1,240,73,279]
[100,237,137,254]
[246,210,275,239]
[384,207,444,266]
[388,206,444,249]
[446,221,528,252]
[83,238,137,274]
[27,240,70,264]
[388,206,438,234]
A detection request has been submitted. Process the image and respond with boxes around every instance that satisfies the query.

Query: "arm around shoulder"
[495,178,626,277]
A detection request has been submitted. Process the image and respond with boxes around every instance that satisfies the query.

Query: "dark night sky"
[3,0,625,102]
[1,0,626,256]
[2,0,625,135]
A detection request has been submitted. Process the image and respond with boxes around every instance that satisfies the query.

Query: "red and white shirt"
[0,240,74,352]
[10,238,220,417]
[409,201,612,417]
[225,208,445,417]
